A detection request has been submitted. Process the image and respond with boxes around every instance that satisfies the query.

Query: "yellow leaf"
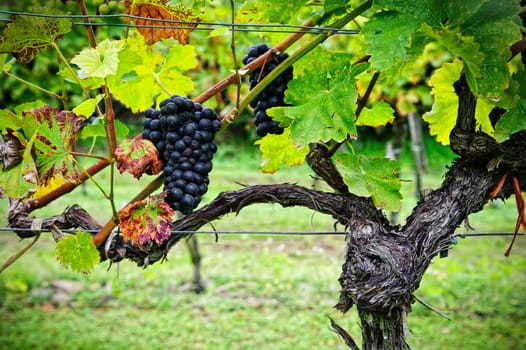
[33,174,67,198]
[255,128,309,174]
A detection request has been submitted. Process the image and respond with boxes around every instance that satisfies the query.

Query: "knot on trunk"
[336,226,415,312]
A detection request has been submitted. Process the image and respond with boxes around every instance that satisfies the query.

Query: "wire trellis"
[0,10,361,35]
[0,226,518,239]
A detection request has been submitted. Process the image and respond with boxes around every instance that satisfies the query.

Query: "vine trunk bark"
[358,307,410,350]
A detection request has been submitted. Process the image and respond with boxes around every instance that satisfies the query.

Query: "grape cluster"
[90,0,126,14]
[242,43,293,137]
[142,95,221,215]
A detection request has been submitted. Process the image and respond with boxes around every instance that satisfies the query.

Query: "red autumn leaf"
[125,0,199,45]
[114,138,162,179]
[119,192,174,247]
[26,105,83,186]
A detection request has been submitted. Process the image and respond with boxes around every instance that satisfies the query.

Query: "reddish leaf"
[126,1,199,45]
[119,192,174,247]
[114,138,162,179]
[25,105,84,186]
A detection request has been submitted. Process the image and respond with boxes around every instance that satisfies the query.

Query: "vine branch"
[109,183,385,266]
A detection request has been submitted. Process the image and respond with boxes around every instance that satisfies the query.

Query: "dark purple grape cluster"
[242,43,293,137]
[142,95,221,215]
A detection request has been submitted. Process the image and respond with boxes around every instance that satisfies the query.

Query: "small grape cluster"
[90,0,126,14]
[242,43,293,137]
[142,95,221,215]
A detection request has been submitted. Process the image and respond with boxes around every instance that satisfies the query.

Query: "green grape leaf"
[0,161,36,198]
[254,128,309,174]
[114,138,163,179]
[423,58,463,145]
[0,109,24,134]
[367,0,521,98]
[79,117,129,142]
[119,193,175,247]
[336,153,402,211]
[268,55,366,148]
[356,100,395,127]
[71,39,125,79]
[236,0,307,23]
[448,0,521,98]
[495,68,526,142]
[56,232,100,274]
[0,6,72,63]
[362,10,422,73]
[420,24,484,94]
[108,36,196,113]
[72,95,103,118]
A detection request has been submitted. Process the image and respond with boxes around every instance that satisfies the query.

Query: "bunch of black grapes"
[142,95,221,215]
[242,43,293,137]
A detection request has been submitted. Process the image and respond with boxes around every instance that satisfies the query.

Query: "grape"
[243,43,293,137]
[142,94,221,215]
[117,2,126,13]
[108,0,118,11]
[98,3,109,14]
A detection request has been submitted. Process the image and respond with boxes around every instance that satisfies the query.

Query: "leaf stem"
[71,157,110,199]
[69,151,109,161]
[0,234,40,273]
[153,72,172,96]
[3,70,63,102]
[52,42,90,99]
[229,0,242,116]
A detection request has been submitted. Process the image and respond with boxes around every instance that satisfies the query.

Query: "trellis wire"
[0,226,519,238]
[0,10,360,35]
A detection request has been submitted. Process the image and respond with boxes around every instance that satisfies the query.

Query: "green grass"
[1,141,525,349]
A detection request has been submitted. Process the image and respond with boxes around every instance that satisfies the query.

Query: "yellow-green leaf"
[254,128,309,174]
[0,161,36,198]
[356,101,395,127]
[71,39,125,79]
[56,232,100,274]
[423,58,463,145]
[72,95,103,118]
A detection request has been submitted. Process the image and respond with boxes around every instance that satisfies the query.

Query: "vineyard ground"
[0,139,525,349]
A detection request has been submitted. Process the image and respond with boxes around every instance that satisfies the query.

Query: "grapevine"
[243,43,293,137]
[142,95,221,215]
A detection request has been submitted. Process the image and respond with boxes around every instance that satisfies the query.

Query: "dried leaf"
[126,1,199,45]
[114,138,162,179]
[0,133,23,171]
[119,192,174,247]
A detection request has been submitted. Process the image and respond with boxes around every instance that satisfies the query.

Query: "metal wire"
[0,10,360,35]
[0,226,519,238]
